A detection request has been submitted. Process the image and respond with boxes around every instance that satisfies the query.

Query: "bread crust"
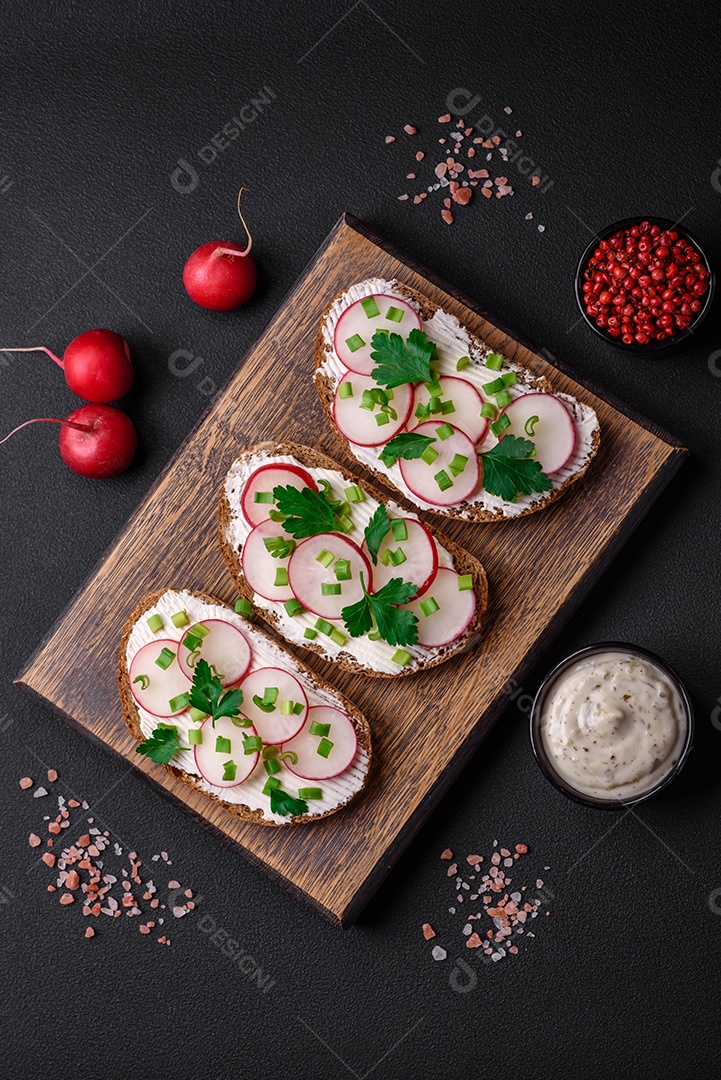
[313,280,600,522]
[218,441,489,679]
[118,587,372,826]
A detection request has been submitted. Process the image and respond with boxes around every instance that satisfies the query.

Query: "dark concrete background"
[1,2,720,1077]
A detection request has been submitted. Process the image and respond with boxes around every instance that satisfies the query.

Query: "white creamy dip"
[539,649,689,801]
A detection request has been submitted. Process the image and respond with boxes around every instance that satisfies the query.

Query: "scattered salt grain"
[19,777,33,790]
[431,945,447,961]
[33,787,47,798]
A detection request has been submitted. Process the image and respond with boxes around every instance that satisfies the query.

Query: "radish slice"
[194,715,259,787]
[500,393,577,474]
[333,372,413,446]
[401,567,476,647]
[129,640,190,718]
[361,518,438,597]
[241,518,296,603]
[178,620,252,687]
[241,463,316,527]
[282,706,358,780]
[333,295,421,375]
[239,667,308,744]
[399,421,480,507]
[410,375,488,444]
[288,534,372,620]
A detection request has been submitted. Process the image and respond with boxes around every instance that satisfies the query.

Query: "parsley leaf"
[342,573,419,647]
[364,504,390,565]
[272,484,339,539]
[481,435,553,503]
[379,431,436,469]
[370,328,434,388]
[270,786,309,817]
[136,725,181,764]
[189,658,245,727]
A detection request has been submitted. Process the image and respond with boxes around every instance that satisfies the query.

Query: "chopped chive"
[274,567,289,588]
[242,734,262,754]
[436,422,454,441]
[385,305,404,323]
[346,333,365,352]
[215,736,231,754]
[188,729,202,745]
[360,389,375,411]
[182,632,201,653]
[480,402,497,420]
[189,707,209,723]
[440,399,456,415]
[280,700,296,716]
[420,596,440,617]
[222,760,237,782]
[415,402,431,421]
[264,757,281,776]
[485,352,503,370]
[262,777,281,794]
[375,412,391,427]
[146,613,164,633]
[392,648,413,667]
[133,673,149,690]
[168,691,191,712]
[491,414,511,436]
[388,547,406,566]
[421,445,439,465]
[264,687,278,704]
[458,574,474,591]
[428,396,442,415]
[434,469,453,492]
[361,295,380,318]
[231,715,250,729]
[317,738,334,758]
[234,597,253,617]
[524,414,540,436]
[368,629,382,641]
[456,355,471,371]
[334,558,352,581]
[502,371,518,387]
[321,582,342,596]
[316,549,334,568]
[253,490,275,504]
[483,377,505,394]
[495,389,512,409]
[379,548,392,566]
[330,628,347,647]
[170,610,189,628]
[193,624,210,639]
[339,380,354,399]
[391,519,408,541]
[449,453,468,477]
[262,745,279,760]
[293,701,304,714]
[345,484,365,503]
[337,514,354,533]
[370,387,389,406]
[263,536,295,559]
[278,750,298,764]
[303,627,317,640]
[284,598,306,617]
[315,618,333,636]
[298,787,323,800]
[154,647,175,670]
[425,380,442,396]
[268,509,287,523]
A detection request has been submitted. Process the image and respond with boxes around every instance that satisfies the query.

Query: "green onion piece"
[385,305,404,323]
[337,514,354,533]
[392,648,413,667]
[303,627,317,640]
[440,399,456,415]
[284,598,306,617]
[154,647,175,670]
[502,371,518,387]
[428,396,442,415]
[339,380,354,399]
[188,729,202,745]
[278,751,298,766]
[457,574,474,591]
[274,567,289,588]
[315,618,333,636]
[231,715,250,729]
[449,453,468,477]
[370,387,389,406]
[293,701,304,714]
[182,632,201,653]
[480,402,497,420]
[375,412,391,427]
[376,328,390,338]
[421,445,439,466]
[298,786,323,800]
[483,377,505,394]
[132,674,150,690]
[193,623,210,639]
[234,597,253,617]
[262,745,279,760]
[420,596,440,617]
[222,760,237,782]
[263,536,296,559]
[345,484,365,503]
[334,558,352,581]
[434,469,453,492]
[368,629,382,641]
[379,548,392,566]
[189,707,208,723]
[346,333,365,352]
[264,687,279,704]
[360,388,375,411]
[309,720,331,737]
[170,610,189,628]
[264,757,281,776]
[415,402,431,421]
[253,490,275,504]
[215,736,231,754]
[495,389,512,408]
[491,414,511,436]
[391,518,408,541]
[146,613,164,633]
[425,380,442,396]
[316,549,334,568]
[317,738,334,758]
[242,734,262,754]
[262,777,281,795]
[485,352,503,370]
[279,700,295,716]
[524,414,540,436]
[321,582,342,596]
[361,296,380,318]
[252,694,276,713]
[388,547,406,566]
[268,509,287,523]
[436,422,454,441]
[330,629,347,647]
[168,691,191,712]
[456,355,471,371]
[317,478,337,502]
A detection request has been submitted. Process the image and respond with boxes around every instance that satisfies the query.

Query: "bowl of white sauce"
[530,643,694,808]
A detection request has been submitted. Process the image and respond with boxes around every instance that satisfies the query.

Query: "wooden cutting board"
[16,214,687,927]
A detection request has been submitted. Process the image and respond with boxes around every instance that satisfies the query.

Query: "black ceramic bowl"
[574,216,714,352]
[529,642,694,810]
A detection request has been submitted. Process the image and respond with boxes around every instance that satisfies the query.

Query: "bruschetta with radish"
[314,279,600,521]
[218,442,488,678]
[118,588,371,825]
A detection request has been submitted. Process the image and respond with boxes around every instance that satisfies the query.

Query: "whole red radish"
[0,404,137,479]
[183,187,257,311]
[0,328,134,403]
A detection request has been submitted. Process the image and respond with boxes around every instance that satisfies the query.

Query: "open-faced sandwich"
[314,278,601,521]
[118,588,371,825]
[219,442,488,678]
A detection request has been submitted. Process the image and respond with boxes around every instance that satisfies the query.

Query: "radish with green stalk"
[183,187,257,310]
[0,328,134,403]
[0,403,137,478]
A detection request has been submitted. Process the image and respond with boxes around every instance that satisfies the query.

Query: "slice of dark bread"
[314,279,600,522]
[218,441,489,679]
[118,587,372,826]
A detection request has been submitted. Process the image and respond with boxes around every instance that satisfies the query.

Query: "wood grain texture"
[15,214,687,928]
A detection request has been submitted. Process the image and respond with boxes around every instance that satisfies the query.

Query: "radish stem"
[0,345,64,368]
[213,186,253,259]
[0,416,93,445]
